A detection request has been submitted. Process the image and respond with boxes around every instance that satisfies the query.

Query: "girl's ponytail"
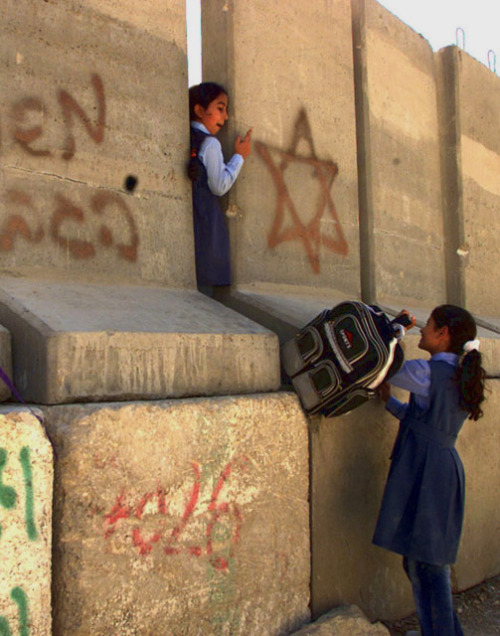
[458,348,486,421]
[431,305,487,421]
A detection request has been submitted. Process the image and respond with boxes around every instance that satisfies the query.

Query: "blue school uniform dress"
[373,353,467,566]
[189,122,243,287]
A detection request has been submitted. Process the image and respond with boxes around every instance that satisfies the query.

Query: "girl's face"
[195,93,229,135]
[418,316,450,355]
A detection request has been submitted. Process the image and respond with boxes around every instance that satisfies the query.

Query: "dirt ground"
[383,574,500,635]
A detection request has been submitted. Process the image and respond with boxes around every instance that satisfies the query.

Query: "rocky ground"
[383,574,500,635]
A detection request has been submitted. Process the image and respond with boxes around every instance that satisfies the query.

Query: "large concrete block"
[0,276,280,404]
[45,394,310,635]
[437,46,500,317]
[202,0,360,294]
[352,0,446,306]
[0,0,194,285]
[0,411,53,635]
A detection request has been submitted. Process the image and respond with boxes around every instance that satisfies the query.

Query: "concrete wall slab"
[202,0,360,294]
[45,394,310,635]
[352,0,446,306]
[0,277,280,404]
[454,379,500,591]
[0,411,53,635]
[437,47,500,317]
[0,0,194,285]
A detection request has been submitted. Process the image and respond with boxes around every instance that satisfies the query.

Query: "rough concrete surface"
[0,411,53,635]
[292,605,389,635]
[202,0,360,294]
[0,0,194,285]
[352,0,446,305]
[0,277,280,404]
[453,379,500,592]
[454,51,500,317]
[45,393,310,635]
[0,323,11,401]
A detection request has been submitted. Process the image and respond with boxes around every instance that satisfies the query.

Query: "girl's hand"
[235,129,252,159]
[397,310,416,331]
[377,381,392,402]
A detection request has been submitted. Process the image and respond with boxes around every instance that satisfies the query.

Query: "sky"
[186,0,499,86]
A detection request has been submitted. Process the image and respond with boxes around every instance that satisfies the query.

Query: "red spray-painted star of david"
[255,109,348,273]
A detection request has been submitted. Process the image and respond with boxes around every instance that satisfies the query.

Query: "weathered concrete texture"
[226,283,353,346]
[352,0,446,305]
[310,374,500,622]
[0,411,53,635]
[310,400,414,621]
[453,379,500,591]
[292,605,389,635]
[0,277,280,404]
[202,0,360,294]
[0,323,11,401]
[437,46,500,317]
[0,0,194,285]
[45,394,310,635]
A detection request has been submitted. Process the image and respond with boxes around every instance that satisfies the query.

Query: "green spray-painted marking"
[11,587,29,636]
[0,448,17,539]
[0,616,12,635]
[0,449,17,509]
[19,448,38,541]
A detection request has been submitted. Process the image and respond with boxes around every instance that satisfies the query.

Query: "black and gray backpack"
[281,301,410,417]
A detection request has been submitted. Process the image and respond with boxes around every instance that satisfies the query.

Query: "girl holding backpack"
[374,304,487,635]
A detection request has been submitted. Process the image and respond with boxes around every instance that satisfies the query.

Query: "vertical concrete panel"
[309,400,414,622]
[0,412,53,635]
[454,380,500,591]
[0,0,194,286]
[438,47,500,317]
[46,395,310,635]
[352,0,446,307]
[202,0,360,294]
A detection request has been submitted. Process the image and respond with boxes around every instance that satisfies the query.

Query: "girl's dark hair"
[431,304,486,420]
[189,82,228,121]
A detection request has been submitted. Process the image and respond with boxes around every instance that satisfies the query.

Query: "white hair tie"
[463,339,480,353]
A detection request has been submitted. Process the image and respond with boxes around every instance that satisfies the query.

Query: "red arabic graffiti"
[103,457,247,572]
[12,73,105,160]
[0,189,138,262]
[255,109,348,274]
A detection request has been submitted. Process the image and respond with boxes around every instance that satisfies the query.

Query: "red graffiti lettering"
[91,192,139,262]
[102,457,247,570]
[12,97,51,157]
[50,194,95,258]
[58,74,106,161]
[0,189,139,262]
[12,74,105,160]
[0,191,44,251]
[103,491,131,539]
[206,457,246,571]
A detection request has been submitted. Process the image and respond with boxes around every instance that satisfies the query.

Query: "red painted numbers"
[103,457,247,571]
